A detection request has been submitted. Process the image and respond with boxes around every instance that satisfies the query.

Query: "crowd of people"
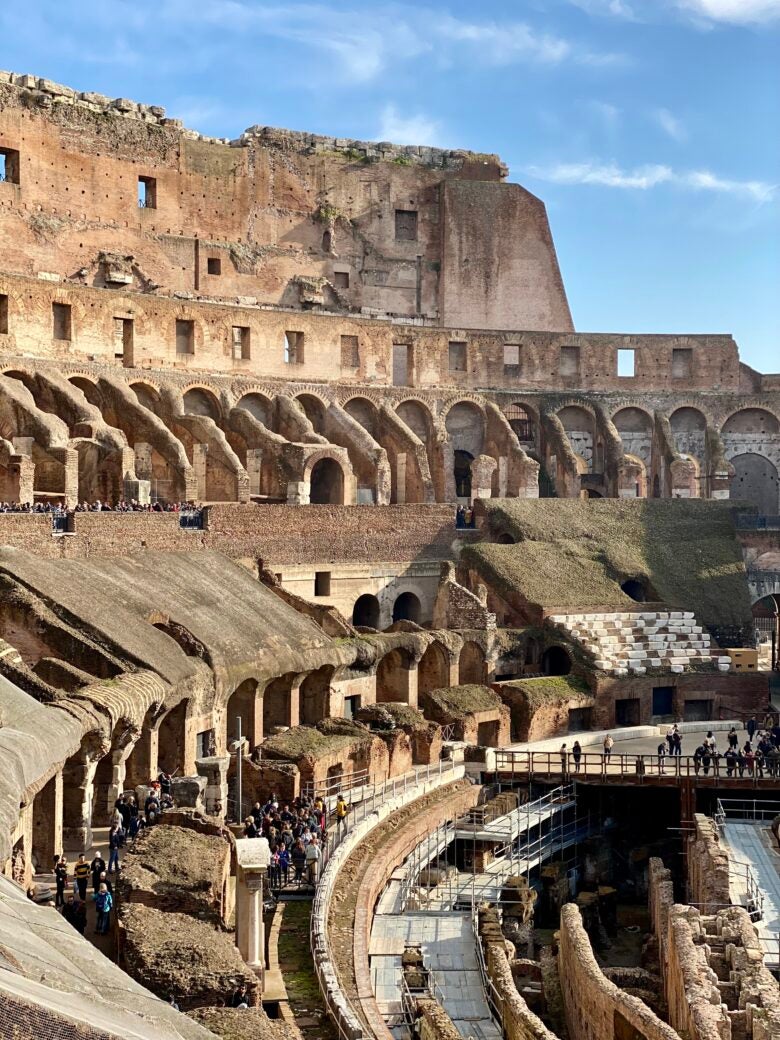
[39,771,176,938]
[557,718,780,777]
[243,791,350,890]
[455,505,476,529]
[0,498,201,514]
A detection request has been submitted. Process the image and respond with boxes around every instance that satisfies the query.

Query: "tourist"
[95,882,113,935]
[144,791,160,825]
[90,850,107,894]
[54,856,68,908]
[602,734,614,760]
[334,794,349,830]
[305,836,322,885]
[656,742,666,775]
[572,741,582,773]
[157,770,172,796]
[74,854,90,901]
[128,812,145,844]
[108,823,125,873]
[168,995,180,1011]
[728,727,738,749]
[666,725,676,755]
[229,983,249,1009]
[278,843,290,886]
[291,839,307,884]
[71,896,87,935]
[672,730,682,757]
[243,816,259,839]
[724,748,737,777]
[559,743,568,775]
[746,716,757,741]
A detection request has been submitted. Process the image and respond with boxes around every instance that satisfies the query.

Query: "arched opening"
[753,594,779,659]
[454,450,473,499]
[613,407,653,479]
[309,457,345,504]
[92,721,137,826]
[353,594,380,629]
[322,229,332,252]
[152,621,211,664]
[496,531,516,544]
[558,406,595,471]
[722,408,780,437]
[236,393,272,428]
[296,394,327,435]
[459,641,487,684]
[124,703,161,791]
[504,403,535,444]
[541,646,572,676]
[130,383,162,416]
[300,666,334,726]
[392,591,422,624]
[376,648,415,704]
[226,679,262,750]
[728,453,780,514]
[621,578,647,602]
[263,673,296,732]
[68,376,102,409]
[183,387,221,421]
[670,407,707,462]
[344,397,379,440]
[417,642,450,694]
[156,701,189,776]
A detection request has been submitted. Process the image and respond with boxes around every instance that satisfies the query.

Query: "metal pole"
[236,715,243,822]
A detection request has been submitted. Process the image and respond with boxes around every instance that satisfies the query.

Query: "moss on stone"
[424,683,501,719]
[499,675,592,710]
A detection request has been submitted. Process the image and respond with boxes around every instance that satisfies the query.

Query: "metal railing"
[494,749,780,786]
[472,909,505,1027]
[302,766,371,802]
[715,797,780,823]
[736,514,780,530]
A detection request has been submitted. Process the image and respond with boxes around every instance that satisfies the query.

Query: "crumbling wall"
[558,903,680,1040]
[687,815,730,913]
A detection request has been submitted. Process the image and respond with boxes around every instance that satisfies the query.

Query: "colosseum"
[0,71,778,1040]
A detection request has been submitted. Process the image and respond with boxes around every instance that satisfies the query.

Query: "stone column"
[32,769,63,866]
[235,837,271,985]
[396,453,407,504]
[195,756,230,817]
[246,449,263,497]
[193,443,209,500]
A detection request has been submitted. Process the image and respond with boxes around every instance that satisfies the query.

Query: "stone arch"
[541,645,572,676]
[445,400,485,457]
[300,665,334,725]
[68,375,102,409]
[343,396,379,440]
[376,647,415,704]
[417,641,450,695]
[722,407,780,436]
[621,578,647,602]
[503,402,537,446]
[61,730,110,852]
[396,399,435,442]
[295,393,327,435]
[353,593,380,629]
[307,455,345,504]
[236,392,273,427]
[226,678,262,750]
[392,591,422,624]
[129,381,163,417]
[91,718,139,826]
[620,452,648,499]
[613,407,653,470]
[182,386,221,422]
[124,701,165,791]
[729,453,780,514]
[459,640,487,684]
[263,673,297,732]
[152,620,212,666]
[558,405,595,472]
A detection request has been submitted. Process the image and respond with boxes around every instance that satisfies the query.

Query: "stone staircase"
[547,610,713,676]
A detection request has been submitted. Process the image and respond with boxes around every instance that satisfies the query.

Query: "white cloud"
[377,105,441,145]
[526,160,776,201]
[653,107,687,141]
[676,0,780,24]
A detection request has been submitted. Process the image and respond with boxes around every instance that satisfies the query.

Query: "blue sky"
[2,0,778,370]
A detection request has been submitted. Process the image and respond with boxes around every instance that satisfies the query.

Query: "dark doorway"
[621,578,646,602]
[683,699,713,722]
[353,594,380,629]
[615,698,641,726]
[454,450,473,498]
[652,686,674,717]
[392,591,421,624]
[310,458,344,504]
[568,707,592,732]
[541,646,571,676]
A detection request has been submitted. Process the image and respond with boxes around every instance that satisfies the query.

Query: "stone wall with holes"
[687,815,731,913]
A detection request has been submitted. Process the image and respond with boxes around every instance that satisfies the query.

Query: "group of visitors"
[0,497,202,514]
[53,850,115,936]
[559,734,613,773]
[455,505,476,529]
[243,792,351,889]
[0,500,64,513]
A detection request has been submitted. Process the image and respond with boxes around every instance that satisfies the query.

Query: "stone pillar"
[171,775,206,811]
[124,478,151,504]
[235,837,271,984]
[62,758,99,853]
[133,442,153,481]
[287,479,308,505]
[32,769,63,866]
[396,453,407,504]
[195,756,230,818]
[193,443,208,500]
[289,680,302,727]
[246,449,263,497]
[125,726,158,790]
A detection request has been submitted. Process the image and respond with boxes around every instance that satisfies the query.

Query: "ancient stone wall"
[558,903,680,1040]
[687,815,730,913]
[416,998,463,1040]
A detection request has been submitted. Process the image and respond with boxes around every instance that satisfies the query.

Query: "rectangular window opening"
[395,209,418,242]
[284,330,304,364]
[207,257,222,276]
[504,343,520,369]
[232,325,250,361]
[175,319,195,355]
[341,334,359,369]
[672,348,692,380]
[52,302,72,342]
[560,345,580,378]
[314,571,331,597]
[113,317,134,362]
[617,348,636,378]
[138,176,157,209]
[333,271,350,289]
[0,147,20,185]
[448,340,467,373]
[0,294,8,335]
[392,342,412,387]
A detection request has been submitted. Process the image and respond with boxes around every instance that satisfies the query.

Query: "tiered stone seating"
[547,611,712,676]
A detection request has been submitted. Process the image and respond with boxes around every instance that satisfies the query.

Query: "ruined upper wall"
[0,71,572,333]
